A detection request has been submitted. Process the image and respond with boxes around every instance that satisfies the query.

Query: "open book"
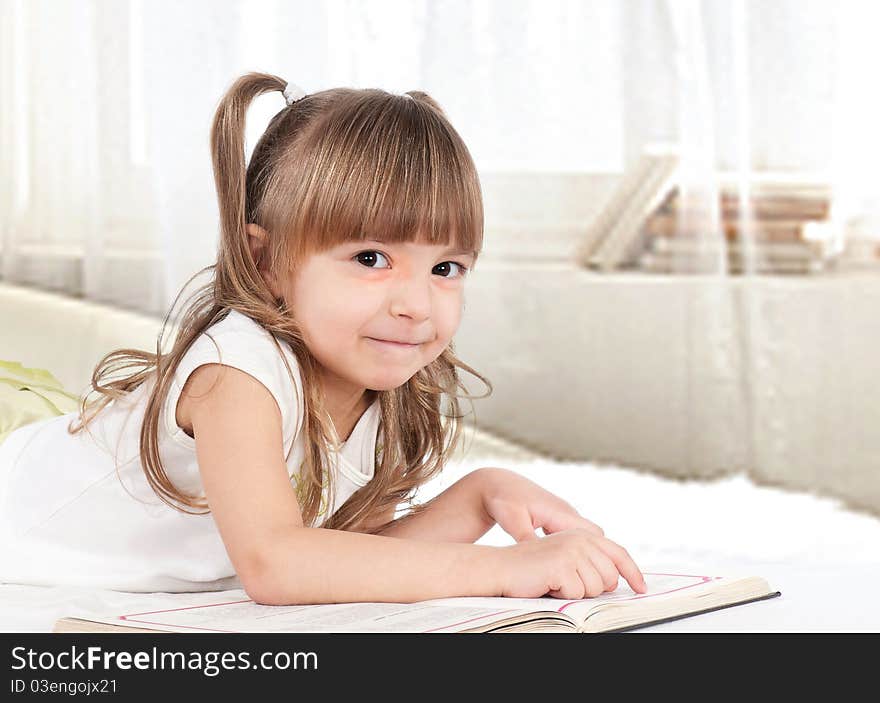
[52,572,780,634]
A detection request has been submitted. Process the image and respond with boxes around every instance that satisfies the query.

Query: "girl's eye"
[433,261,469,279]
[354,251,390,269]
[354,251,468,279]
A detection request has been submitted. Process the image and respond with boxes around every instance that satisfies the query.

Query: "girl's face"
[282,237,475,394]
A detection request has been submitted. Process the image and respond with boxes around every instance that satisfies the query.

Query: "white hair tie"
[282,82,307,106]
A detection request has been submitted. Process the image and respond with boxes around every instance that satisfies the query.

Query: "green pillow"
[0,360,81,446]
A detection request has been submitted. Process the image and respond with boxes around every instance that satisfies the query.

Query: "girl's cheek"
[443,292,465,324]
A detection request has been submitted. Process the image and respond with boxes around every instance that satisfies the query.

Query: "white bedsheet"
[2,455,878,632]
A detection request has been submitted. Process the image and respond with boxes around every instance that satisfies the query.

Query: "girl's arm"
[187,363,506,605]
[254,528,505,606]
[372,467,607,546]
[372,469,496,543]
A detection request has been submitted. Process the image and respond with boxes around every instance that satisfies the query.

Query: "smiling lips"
[367,337,422,348]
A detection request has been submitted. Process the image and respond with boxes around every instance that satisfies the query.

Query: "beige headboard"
[0,282,168,397]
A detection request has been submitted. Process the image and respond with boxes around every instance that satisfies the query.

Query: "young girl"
[0,72,647,604]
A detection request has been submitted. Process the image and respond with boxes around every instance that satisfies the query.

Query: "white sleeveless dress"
[0,309,381,592]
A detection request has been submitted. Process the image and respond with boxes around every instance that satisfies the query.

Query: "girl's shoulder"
[166,309,305,448]
[197,308,299,369]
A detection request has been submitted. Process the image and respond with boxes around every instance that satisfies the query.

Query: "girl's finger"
[541,516,603,537]
[576,560,606,599]
[500,505,539,542]
[584,545,620,592]
[579,517,604,536]
[535,505,602,537]
[547,568,586,601]
[595,537,648,594]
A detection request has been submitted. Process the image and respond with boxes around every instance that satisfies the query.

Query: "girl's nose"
[388,274,432,321]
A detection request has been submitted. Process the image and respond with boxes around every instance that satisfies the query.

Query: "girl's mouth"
[366,337,420,349]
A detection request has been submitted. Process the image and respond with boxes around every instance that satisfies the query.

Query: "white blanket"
[2,455,878,632]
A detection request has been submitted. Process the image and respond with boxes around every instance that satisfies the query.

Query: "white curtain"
[2,0,879,496]
[2,0,877,315]
[0,0,610,315]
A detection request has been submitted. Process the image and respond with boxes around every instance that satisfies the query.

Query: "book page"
[561,573,743,623]
[419,572,728,619]
[78,597,543,634]
[68,572,748,633]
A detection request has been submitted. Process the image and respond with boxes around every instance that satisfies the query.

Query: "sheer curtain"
[608,0,878,500]
[3,0,875,313]
[2,0,878,498]
[0,0,625,315]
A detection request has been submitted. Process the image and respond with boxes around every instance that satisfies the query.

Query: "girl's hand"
[478,467,605,542]
[477,467,648,596]
[498,528,649,598]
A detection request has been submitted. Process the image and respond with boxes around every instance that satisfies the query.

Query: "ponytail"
[209,72,288,309]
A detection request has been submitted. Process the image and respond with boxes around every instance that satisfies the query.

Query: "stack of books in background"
[834,213,880,272]
[639,179,836,274]
[576,144,880,275]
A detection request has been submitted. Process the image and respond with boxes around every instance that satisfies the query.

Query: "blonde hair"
[68,71,491,534]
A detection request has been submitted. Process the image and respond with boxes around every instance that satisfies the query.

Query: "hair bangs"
[273,91,483,264]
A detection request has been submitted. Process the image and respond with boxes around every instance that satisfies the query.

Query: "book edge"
[587,590,782,634]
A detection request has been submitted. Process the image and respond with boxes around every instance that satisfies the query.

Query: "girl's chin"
[365,378,413,392]
[364,370,422,392]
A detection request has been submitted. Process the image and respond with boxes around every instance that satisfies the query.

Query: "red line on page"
[556,572,721,613]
